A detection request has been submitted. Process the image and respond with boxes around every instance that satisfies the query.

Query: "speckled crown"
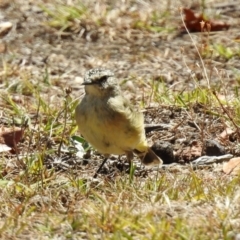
[84,68,114,82]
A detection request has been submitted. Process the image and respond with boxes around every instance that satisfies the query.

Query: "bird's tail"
[135,147,163,166]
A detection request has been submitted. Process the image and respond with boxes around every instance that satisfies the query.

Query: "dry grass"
[0,168,239,239]
[0,0,240,239]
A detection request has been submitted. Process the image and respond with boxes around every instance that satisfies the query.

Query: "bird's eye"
[98,76,108,83]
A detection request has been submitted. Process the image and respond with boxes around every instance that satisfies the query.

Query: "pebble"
[0,21,12,37]
[151,140,175,164]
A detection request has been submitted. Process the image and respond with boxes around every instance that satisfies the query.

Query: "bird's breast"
[75,95,146,155]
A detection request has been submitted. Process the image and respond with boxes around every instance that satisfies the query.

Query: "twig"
[212,90,240,138]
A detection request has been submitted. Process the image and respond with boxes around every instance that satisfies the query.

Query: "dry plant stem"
[26,106,39,178]
[213,91,240,138]
[171,118,185,131]
[180,9,210,88]
[57,96,68,156]
[202,25,214,82]
[12,116,21,163]
[185,108,206,145]
[148,78,156,107]
[27,98,41,156]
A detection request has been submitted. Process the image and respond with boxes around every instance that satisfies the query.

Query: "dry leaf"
[223,157,240,175]
[218,127,235,142]
[234,36,240,42]
[182,8,230,32]
[0,126,24,153]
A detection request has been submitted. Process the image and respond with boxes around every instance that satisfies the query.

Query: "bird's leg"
[125,151,134,171]
[93,155,109,178]
[126,151,134,164]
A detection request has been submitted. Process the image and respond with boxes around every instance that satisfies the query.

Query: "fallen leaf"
[234,36,240,42]
[182,8,230,32]
[218,127,235,142]
[0,126,24,153]
[223,157,240,175]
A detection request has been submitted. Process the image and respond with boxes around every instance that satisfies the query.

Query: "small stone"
[31,5,42,13]
[0,21,12,37]
[203,139,225,156]
[151,140,175,164]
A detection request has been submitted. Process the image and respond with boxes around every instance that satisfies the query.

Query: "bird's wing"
[106,95,146,147]
[108,95,144,126]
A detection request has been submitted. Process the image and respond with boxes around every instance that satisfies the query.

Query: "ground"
[0,0,240,239]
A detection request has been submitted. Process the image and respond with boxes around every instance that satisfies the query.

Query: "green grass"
[41,3,89,32]
[41,1,174,34]
[213,44,240,60]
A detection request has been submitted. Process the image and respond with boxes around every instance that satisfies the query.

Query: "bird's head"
[83,68,120,97]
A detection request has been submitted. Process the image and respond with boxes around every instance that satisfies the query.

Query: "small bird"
[75,68,162,177]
